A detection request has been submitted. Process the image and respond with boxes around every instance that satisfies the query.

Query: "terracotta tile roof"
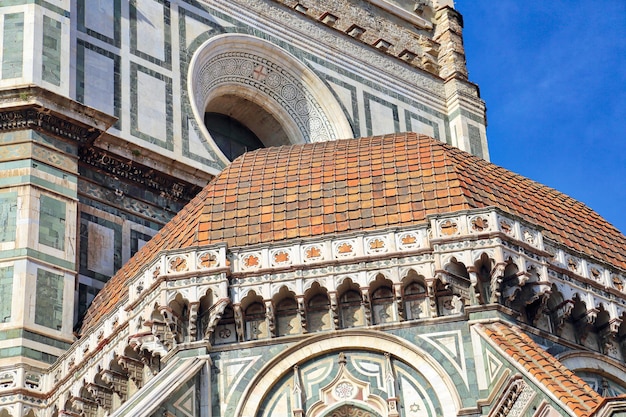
[477,322,602,416]
[80,133,626,333]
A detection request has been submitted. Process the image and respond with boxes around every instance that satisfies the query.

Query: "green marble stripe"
[0,328,72,350]
[0,160,78,183]
[0,346,59,364]
[0,174,76,197]
[0,248,74,270]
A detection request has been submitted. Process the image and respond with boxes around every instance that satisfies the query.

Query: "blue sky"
[454,1,626,233]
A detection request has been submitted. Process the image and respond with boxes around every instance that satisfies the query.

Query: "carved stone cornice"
[0,85,116,144]
[78,146,204,201]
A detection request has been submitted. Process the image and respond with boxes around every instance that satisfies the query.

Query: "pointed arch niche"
[237,331,460,417]
[188,34,354,162]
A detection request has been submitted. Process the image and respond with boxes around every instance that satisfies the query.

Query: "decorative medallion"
[168,256,188,273]
[544,245,557,262]
[499,220,513,235]
[365,237,388,254]
[271,249,291,265]
[567,258,579,273]
[242,254,261,269]
[398,232,421,250]
[470,216,489,232]
[198,252,219,269]
[589,267,601,282]
[612,275,624,292]
[439,220,458,236]
[334,381,355,399]
[338,243,353,254]
[522,229,536,246]
[334,241,356,258]
[303,245,323,262]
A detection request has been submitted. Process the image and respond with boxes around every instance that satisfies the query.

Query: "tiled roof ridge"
[477,321,602,417]
[80,133,626,335]
[443,143,626,269]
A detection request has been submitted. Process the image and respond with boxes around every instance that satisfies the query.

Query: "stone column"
[0,86,115,411]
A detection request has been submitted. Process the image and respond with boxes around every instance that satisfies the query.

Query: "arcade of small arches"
[31,245,626,416]
[136,254,626,358]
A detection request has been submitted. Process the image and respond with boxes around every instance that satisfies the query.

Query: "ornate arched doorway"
[237,331,460,417]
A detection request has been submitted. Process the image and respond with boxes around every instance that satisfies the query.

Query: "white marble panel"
[85,0,115,39]
[84,48,115,116]
[136,0,165,61]
[369,99,396,136]
[409,117,435,138]
[87,221,114,276]
[137,70,167,141]
[328,82,355,121]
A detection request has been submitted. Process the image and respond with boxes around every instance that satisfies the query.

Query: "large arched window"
[188,34,354,163]
[204,112,264,161]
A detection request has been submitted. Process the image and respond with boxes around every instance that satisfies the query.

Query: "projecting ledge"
[0,85,117,144]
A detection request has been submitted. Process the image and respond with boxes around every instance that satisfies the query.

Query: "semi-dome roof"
[80,133,626,333]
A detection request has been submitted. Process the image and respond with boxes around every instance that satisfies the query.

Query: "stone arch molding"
[236,330,461,417]
[188,34,354,161]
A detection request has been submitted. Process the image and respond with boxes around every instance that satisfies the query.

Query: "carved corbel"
[101,368,128,401]
[265,300,275,337]
[147,318,176,350]
[86,381,113,411]
[425,279,438,317]
[296,296,307,333]
[202,299,229,340]
[159,306,182,344]
[393,283,404,321]
[328,292,340,329]
[118,355,144,389]
[361,289,372,326]
[188,302,200,340]
[140,350,161,376]
[528,291,551,327]
[466,268,481,305]
[436,270,471,301]
[489,263,506,303]
[69,395,98,417]
[575,308,597,344]
[551,300,574,335]
[233,305,245,342]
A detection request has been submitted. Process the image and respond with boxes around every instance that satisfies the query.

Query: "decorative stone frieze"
[78,147,204,201]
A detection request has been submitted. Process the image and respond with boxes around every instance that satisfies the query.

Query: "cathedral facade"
[0,0,625,416]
